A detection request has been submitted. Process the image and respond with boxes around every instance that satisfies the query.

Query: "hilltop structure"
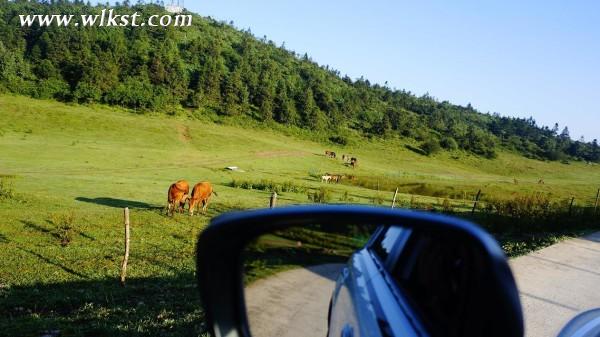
[165,0,184,13]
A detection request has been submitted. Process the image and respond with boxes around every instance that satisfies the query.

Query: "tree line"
[1,0,599,162]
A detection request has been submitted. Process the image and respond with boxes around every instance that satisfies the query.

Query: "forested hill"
[1,1,599,162]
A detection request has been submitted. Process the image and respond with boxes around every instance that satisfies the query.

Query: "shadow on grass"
[75,197,162,210]
[20,220,96,242]
[202,203,245,218]
[0,274,206,337]
[404,144,427,156]
[14,245,88,279]
[20,220,52,235]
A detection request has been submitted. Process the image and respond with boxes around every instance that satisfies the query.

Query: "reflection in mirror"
[389,229,486,337]
[242,223,492,337]
[242,223,374,337]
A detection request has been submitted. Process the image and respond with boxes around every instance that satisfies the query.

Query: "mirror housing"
[557,309,600,337]
[196,205,524,337]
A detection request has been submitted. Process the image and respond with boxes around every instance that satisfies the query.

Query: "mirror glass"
[242,223,489,337]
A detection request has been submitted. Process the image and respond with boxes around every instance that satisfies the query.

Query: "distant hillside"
[1,1,598,162]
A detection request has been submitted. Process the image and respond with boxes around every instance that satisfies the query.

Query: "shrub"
[308,187,331,203]
[407,183,445,198]
[484,193,552,219]
[421,139,441,156]
[475,192,600,235]
[440,137,459,150]
[329,135,348,146]
[372,193,385,205]
[230,179,307,194]
[341,175,467,200]
[339,191,354,202]
[51,212,76,247]
[441,198,453,212]
[414,129,429,141]
[307,169,321,179]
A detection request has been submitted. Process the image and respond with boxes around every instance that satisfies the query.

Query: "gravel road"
[245,264,343,337]
[245,232,600,337]
[511,231,600,337]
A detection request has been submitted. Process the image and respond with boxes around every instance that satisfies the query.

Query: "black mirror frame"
[195,205,523,337]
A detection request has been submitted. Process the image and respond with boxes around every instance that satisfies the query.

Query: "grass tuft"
[0,177,16,200]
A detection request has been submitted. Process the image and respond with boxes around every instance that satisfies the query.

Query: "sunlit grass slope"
[1,95,599,336]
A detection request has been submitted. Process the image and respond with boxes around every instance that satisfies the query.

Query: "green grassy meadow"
[1,94,600,336]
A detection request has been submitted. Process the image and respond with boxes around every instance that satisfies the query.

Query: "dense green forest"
[1,0,599,162]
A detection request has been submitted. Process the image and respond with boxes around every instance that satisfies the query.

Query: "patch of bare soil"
[177,124,192,143]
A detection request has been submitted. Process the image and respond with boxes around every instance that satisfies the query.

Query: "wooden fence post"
[270,192,278,208]
[120,207,130,286]
[569,197,575,216]
[391,188,399,208]
[471,190,482,215]
[594,189,600,214]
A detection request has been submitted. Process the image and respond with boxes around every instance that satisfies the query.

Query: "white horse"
[321,175,332,183]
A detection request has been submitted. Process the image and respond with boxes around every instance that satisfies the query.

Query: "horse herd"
[167,150,356,215]
[321,174,350,184]
[321,150,360,184]
[167,180,218,216]
[325,151,358,168]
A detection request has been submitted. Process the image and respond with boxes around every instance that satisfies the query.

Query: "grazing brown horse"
[167,180,190,216]
[189,182,218,216]
[325,150,337,158]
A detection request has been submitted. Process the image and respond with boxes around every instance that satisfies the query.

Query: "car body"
[328,224,500,337]
[328,226,423,337]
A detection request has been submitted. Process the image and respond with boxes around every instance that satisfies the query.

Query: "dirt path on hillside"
[244,233,600,337]
[244,264,343,337]
[176,124,192,143]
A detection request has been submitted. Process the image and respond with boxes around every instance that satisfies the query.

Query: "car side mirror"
[196,205,524,337]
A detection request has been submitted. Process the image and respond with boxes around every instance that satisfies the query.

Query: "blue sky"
[104,1,600,140]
